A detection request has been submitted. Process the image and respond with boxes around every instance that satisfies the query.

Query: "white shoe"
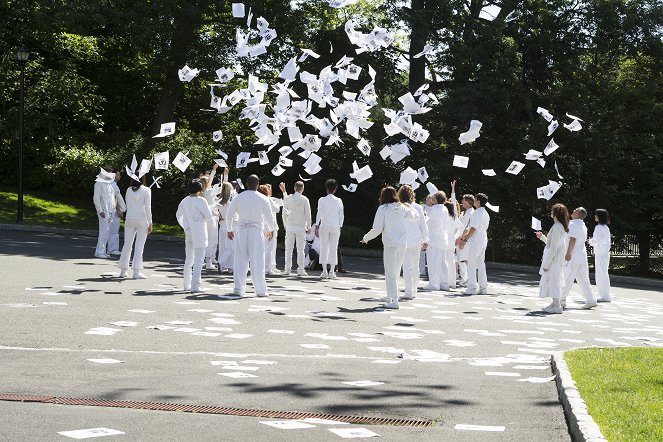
[479,289,488,295]
[422,285,439,291]
[329,272,337,280]
[383,301,399,309]
[542,304,563,314]
[597,297,611,303]
[205,263,216,270]
[269,268,281,275]
[94,254,109,259]
[283,269,291,276]
[581,301,598,309]
[256,292,269,297]
[132,273,148,279]
[400,295,415,300]
[191,287,209,293]
[109,251,121,256]
[118,270,128,278]
[458,280,468,287]
[440,285,450,291]
[464,289,479,295]
[297,270,308,277]
[320,271,329,279]
[377,296,392,302]
[233,289,245,297]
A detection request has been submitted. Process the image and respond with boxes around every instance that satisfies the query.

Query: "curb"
[551,351,607,442]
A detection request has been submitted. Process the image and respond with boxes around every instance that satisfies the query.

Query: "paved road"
[1,231,661,441]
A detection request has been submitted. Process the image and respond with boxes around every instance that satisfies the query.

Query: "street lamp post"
[17,45,29,224]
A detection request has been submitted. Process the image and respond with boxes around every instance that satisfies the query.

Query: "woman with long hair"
[199,173,219,271]
[589,208,612,302]
[535,203,570,314]
[118,178,153,279]
[217,182,236,272]
[361,186,414,309]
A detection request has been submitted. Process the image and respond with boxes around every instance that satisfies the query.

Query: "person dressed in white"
[444,201,465,289]
[107,170,126,256]
[561,207,597,309]
[257,184,282,275]
[304,223,321,269]
[589,208,612,302]
[176,181,213,293]
[217,182,236,272]
[226,175,275,297]
[419,194,434,278]
[425,192,451,291]
[397,185,429,300]
[361,187,414,309]
[535,204,570,314]
[118,178,152,279]
[93,168,117,258]
[451,182,475,286]
[200,166,219,270]
[280,181,312,276]
[315,179,344,279]
[459,193,490,295]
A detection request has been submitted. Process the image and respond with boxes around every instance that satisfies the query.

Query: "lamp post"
[17,45,29,224]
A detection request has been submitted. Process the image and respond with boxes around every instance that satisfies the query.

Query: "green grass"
[565,347,663,442]
[0,190,182,236]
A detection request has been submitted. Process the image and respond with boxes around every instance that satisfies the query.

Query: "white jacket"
[362,203,414,248]
[316,194,344,229]
[176,195,214,249]
[125,186,152,224]
[445,216,465,250]
[93,181,116,214]
[283,192,312,232]
[427,204,449,249]
[589,225,611,256]
[404,203,429,247]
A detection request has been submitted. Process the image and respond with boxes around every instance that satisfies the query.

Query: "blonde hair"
[199,176,211,190]
[220,182,233,205]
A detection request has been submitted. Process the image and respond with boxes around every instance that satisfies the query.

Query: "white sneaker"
[383,301,399,309]
[233,289,245,297]
[205,263,216,270]
[329,272,337,280]
[464,289,479,295]
[422,285,439,291]
[94,254,109,259]
[377,296,392,302]
[132,273,148,280]
[191,287,209,293]
[297,270,308,277]
[400,295,415,300]
[283,269,291,276]
[542,304,563,314]
[321,270,329,279]
[458,280,468,287]
[256,292,269,297]
[118,270,128,278]
[581,301,598,309]
[269,268,281,275]
[597,297,611,303]
[479,289,488,295]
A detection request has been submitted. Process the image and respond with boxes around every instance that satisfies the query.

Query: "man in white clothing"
[452,184,475,286]
[424,191,450,291]
[459,192,490,295]
[107,170,126,256]
[226,175,275,297]
[93,168,117,258]
[562,207,597,309]
[315,179,344,279]
[280,181,312,276]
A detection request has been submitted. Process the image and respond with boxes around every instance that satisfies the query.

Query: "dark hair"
[444,202,456,219]
[379,186,399,205]
[397,185,415,203]
[188,180,203,194]
[552,203,570,232]
[462,194,475,206]
[246,174,260,189]
[475,193,488,207]
[326,179,338,194]
[130,179,142,191]
[595,208,610,225]
[433,191,447,205]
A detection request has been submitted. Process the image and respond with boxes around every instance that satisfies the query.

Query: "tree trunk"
[408,0,428,93]
[637,231,651,273]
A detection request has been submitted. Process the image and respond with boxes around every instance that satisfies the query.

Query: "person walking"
[118,178,152,279]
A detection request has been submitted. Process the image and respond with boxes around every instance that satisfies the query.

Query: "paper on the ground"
[260,420,316,430]
[232,3,245,17]
[531,217,542,231]
[154,151,169,170]
[153,122,176,138]
[328,427,380,438]
[217,372,258,378]
[302,418,349,425]
[518,375,556,383]
[458,120,482,144]
[543,138,559,156]
[173,152,192,172]
[87,358,124,364]
[57,428,125,439]
[482,169,496,176]
[454,424,505,432]
[505,161,525,175]
[342,380,385,387]
[485,202,499,213]
[453,155,469,168]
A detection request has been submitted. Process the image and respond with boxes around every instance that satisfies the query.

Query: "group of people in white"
[93,168,612,313]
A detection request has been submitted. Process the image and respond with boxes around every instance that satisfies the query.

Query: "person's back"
[284,192,311,231]
[316,194,344,228]
[469,207,490,243]
[229,190,271,230]
[125,186,152,222]
[567,219,588,262]
[428,204,449,249]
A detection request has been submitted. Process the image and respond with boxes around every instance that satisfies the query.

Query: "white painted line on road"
[454,424,505,432]
[58,427,125,439]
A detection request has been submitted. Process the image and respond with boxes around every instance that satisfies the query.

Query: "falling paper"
[342,183,358,193]
[563,119,582,132]
[536,107,554,123]
[482,169,496,176]
[138,159,152,178]
[412,44,433,59]
[544,138,559,156]
[236,152,251,169]
[426,182,439,195]
[153,122,176,138]
[485,202,499,213]
[505,161,525,175]
[350,165,373,183]
[547,120,559,136]
[178,65,199,82]
[531,217,542,231]
[479,4,501,21]
[417,167,429,182]
[399,167,418,185]
[458,120,482,144]
[57,428,125,439]
[232,3,245,18]
[453,155,469,168]
[154,151,169,170]
[213,130,223,142]
[173,152,192,173]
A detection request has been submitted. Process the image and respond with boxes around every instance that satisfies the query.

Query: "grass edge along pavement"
[564,347,663,442]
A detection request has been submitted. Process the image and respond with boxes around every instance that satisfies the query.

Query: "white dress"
[538,222,567,299]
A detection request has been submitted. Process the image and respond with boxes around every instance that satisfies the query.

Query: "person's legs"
[233,229,249,294]
[446,247,456,288]
[118,220,137,275]
[95,213,112,256]
[191,247,206,291]
[477,243,488,292]
[284,230,295,272]
[595,254,612,301]
[131,220,149,276]
[465,243,479,294]
[205,217,218,268]
[383,246,406,307]
[183,237,194,290]
[327,227,340,276]
[576,261,596,304]
[108,212,121,254]
[402,246,419,297]
[426,247,443,289]
[248,229,268,296]
[267,231,278,272]
[295,231,306,271]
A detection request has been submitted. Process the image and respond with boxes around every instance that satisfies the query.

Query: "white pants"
[466,240,488,292]
[562,260,595,303]
[427,246,449,289]
[264,229,278,272]
[184,237,205,291]
[319,225,340,268]
[458,260,468,284]
[445,247,456,287]
[285,229,306,271]
[403,246,421,296]
[234,228,267,295]
[217,223,234,270]
[95,213,112,255]
[118,218,149,273]
[205,216,219,260]
[384,246,406,301]
[108,212,122,253]
[419,249,427,277]
[594,254,611,300]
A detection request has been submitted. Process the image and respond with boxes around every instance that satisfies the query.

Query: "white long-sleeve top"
[125,186,152,224]
[226,190,275,232]
[93,181,116,214]
[459,206,475,231]
[362,203,413,248]
[176,195,213,248]
[468,207,490,244]
[427,204,450,249]
[446,216,465,250]
[540,221,566,270]
[404,203,429,247]
[566,219,589,263]
[283,192,312,233]
[268,197,283,232]
[112,181,126,213]
[589,225,611,256]
[316,194,344,229]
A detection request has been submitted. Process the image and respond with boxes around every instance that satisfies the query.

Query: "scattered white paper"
[481,169,496,176]
[328,428,380,438]
[485,202,499,213]
[454,424,505,432]
[217,372,258,378]
[260,420,316,430]
[173,152,192,173]
[453,155,469,168]
[505,161,525,175]
[531,217,542,231]
[342,380,384,387]
[87,359,124,364]
[57,428,125,439]
[153,122,176,138]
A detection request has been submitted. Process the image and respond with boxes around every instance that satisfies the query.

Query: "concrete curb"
[2,223,661,288]
[551,351,607,442]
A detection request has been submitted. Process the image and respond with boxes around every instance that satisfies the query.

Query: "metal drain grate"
[0,394,434,427]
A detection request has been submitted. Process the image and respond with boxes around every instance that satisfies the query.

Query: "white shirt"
[469,207,490,244]
[283,192,312,233]
[176,195,213,248]
[268,197,283,232]
[362,203,413,248]
[226,190,275,232]
[125,186,152,224]
[446,216,465,250]
[112,181,126,213]
[567,219,588,263]
[93,181,116,214]
[460,206,475,231]
[316,194,344,229]
[589,225,611,256]
[404,203,429,247]
[541,221,566,270]
[427,204,449,249]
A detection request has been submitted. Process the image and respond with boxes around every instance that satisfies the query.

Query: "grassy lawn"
[0,190,182,236]
[565,347,663,442]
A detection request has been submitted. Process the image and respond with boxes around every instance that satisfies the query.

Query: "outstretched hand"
[279,182,286,193]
